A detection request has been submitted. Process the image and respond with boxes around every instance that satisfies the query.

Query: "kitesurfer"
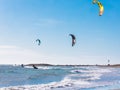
[33,65,38,69]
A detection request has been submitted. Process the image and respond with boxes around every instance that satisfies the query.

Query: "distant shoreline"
[1,63,120,68]
[23,63,120,68]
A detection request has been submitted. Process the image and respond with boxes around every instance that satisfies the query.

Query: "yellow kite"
[97,1,104,16]
[92,0,98,4]
[92,0,104,16]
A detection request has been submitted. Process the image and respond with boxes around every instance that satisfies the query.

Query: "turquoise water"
[0,65,120,90]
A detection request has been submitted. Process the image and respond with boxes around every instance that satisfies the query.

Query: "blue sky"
[0,0,120,65]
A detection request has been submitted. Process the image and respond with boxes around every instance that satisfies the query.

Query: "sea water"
[0,65,120,90]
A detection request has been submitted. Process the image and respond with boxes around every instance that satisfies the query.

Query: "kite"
[92,0,104,16]
[69,34,76,47]
[36,39,41,45]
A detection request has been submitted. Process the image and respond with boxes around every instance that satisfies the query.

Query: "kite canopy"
[36,39,41,45]
[97,1,104,16]
[92,0,104,16]
[69,34,76,47]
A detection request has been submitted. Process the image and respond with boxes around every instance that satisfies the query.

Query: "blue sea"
[0,65,120,90]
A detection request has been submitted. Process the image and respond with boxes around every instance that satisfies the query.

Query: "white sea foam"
[24,66,52,70]
[0,78,90,90]
[71,68,111,73]
[24,66,33,69]
[1,76,114,90]
[70,67,112,82]
[37,66,52,70]
[0,67,115,90]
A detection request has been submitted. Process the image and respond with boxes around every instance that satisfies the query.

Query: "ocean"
[0,65,120,90]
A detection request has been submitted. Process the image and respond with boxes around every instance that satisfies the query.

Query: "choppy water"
[0,65,120,90]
